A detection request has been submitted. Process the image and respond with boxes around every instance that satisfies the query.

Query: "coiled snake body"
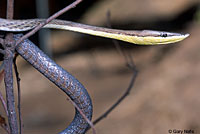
[13,34,92,134]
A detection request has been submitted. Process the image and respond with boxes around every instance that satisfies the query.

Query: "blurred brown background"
[0,0,200,134]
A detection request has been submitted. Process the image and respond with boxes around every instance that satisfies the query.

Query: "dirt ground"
[0,0,200,134]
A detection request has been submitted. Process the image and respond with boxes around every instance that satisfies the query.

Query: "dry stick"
[7,0,22,133]
[0,0,15,133]
[86,11,138,132]
[5,0,19,133]
[13,55,22,134]
[96,68,137,121]
[86,65,137,132]
[4,46,18,134]
[14,0,95,132]
[6,0,14,19]
[7,1,22,133]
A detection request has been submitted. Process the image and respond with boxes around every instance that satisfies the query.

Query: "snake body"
[0,18,189,45]
[14,34,92,134]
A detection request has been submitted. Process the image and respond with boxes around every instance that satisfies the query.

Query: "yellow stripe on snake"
[0,18,189,45]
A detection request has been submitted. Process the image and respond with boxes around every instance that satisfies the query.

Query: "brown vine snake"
[0,18,189,45]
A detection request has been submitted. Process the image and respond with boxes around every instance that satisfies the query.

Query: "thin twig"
[13,55,22,134]
[86,11,138,132]
[5,0,18,133]
[86,67,137,132]
[16,0,83,46]
[67,97,96,134]
[6,1,21,133]
[4,48,18,134]
[6,0,14,19]
[95,67,137,123]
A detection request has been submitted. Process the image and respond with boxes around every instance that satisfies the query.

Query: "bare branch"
[6,0,14,19]
[96,68,137,123]
[4,0,18,132]
[4,50,18,134]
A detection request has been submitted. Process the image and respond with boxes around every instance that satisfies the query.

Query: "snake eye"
[161,33,168,37]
